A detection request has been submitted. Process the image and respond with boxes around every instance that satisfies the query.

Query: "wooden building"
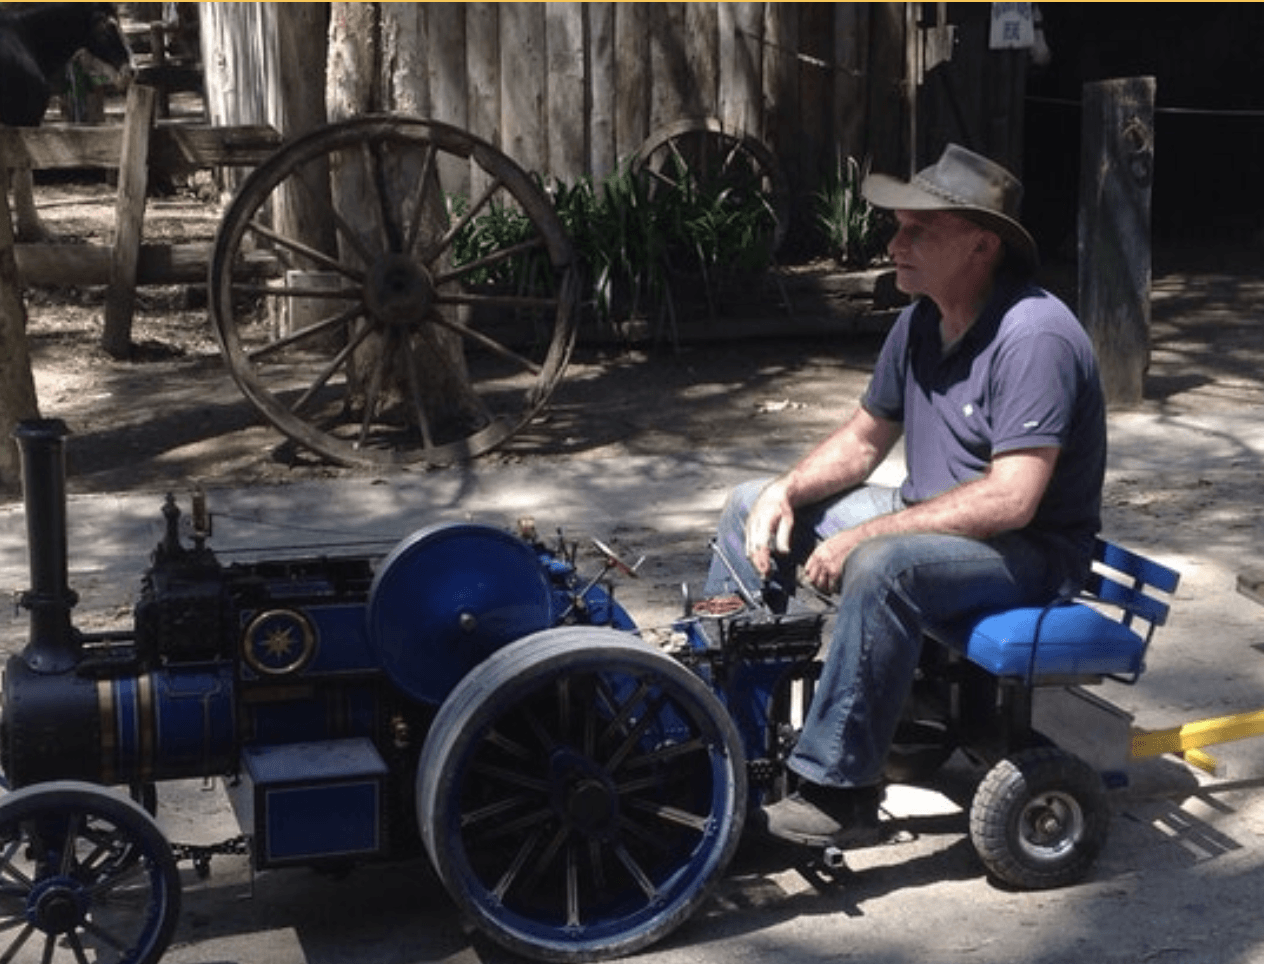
[203,3,1034,255]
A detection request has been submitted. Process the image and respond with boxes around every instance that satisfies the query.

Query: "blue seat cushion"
[932,602,1147,680]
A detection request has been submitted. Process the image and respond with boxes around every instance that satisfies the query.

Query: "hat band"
[912,173,1009,218]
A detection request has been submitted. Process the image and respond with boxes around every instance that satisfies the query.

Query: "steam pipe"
[14,419,79,673]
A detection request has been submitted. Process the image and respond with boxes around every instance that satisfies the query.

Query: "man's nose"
[887,228,905,258]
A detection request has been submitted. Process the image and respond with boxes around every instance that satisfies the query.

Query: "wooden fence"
[211,3,1030,255]
[0,86,279,354]
[206,3,918,254]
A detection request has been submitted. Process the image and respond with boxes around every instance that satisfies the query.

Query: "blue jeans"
[705,478,1074,789]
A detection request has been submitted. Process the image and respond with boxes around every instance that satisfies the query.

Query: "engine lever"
[708,539,763,609]
[591,538,643,578]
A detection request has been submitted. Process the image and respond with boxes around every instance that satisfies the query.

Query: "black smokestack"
[14,419,79,673]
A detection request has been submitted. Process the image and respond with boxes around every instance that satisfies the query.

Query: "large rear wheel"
[417,626,746,962]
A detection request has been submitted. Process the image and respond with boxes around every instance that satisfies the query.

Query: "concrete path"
[0,405,1262,964]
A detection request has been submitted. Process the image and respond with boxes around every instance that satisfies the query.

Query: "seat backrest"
[1083,537,1181,649]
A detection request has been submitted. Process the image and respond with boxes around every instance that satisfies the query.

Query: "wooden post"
[0,167,42,491]
[1078,77,1156,407]
[102,83,157,359]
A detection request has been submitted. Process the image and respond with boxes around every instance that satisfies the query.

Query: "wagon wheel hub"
[551,751,619,838]
[29,879,86,935]
[365,253,435,330]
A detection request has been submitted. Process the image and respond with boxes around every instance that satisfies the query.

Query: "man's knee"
[841,535,918,596]
[724,478,772,522]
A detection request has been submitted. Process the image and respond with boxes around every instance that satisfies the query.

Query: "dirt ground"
[18,179,1264,506]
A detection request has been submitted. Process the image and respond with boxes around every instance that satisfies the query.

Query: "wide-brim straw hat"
[862,143,1038,271]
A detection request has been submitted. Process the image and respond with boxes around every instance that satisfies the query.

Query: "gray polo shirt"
[862,280,1106,562]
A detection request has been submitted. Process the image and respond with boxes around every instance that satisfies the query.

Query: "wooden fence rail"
[0,84,280,355]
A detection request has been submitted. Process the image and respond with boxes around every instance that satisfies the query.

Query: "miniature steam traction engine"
[0,419,1180,964]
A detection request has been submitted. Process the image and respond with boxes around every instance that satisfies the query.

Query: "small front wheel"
[969,746,1109,890]
[0,780,182,964]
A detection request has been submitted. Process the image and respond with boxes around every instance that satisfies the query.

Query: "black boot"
[761,782,883,848]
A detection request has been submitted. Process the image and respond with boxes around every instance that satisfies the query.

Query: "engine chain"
[170,835,250,878]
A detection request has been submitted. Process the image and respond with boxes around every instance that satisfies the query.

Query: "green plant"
[816,156,885,268]
[447,193,540,288]
[450,155,780,327]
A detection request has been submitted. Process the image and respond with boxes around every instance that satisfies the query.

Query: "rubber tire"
[969,746,1110,890]
[0,780,182,964]
[417,626,746,962]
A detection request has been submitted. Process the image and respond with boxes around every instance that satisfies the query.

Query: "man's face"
[887,210,992,300]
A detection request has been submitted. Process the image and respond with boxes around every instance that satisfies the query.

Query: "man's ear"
[977,229,1003,263]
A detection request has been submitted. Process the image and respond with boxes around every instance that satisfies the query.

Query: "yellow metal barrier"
[1131,707,1264,774]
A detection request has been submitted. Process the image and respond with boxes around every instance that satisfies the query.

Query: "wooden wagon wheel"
[632,117,791,254]
[208,115,577,467]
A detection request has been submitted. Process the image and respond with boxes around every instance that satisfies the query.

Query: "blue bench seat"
[927,539,1181,685]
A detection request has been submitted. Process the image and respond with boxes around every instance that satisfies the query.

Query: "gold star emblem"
[243,609,316,676]
[263,625,295,660]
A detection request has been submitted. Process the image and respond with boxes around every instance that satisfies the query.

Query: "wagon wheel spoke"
[419,307,543,377]
[246,301,364,363]
[423,174,504,265]
[288,311,378,414]
[365,138,403,253]
[244,217,364,282]
[634,117,790,253]
[435,236,547,288]
[401,332,436,450]
[404,141,440,255]
[209,116,576,468]
[288,155,378,270]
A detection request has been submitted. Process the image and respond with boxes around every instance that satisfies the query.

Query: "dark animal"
[0,3,133,240]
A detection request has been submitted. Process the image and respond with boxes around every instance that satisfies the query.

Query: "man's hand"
[802,529,863,593]
[744,479,795,577]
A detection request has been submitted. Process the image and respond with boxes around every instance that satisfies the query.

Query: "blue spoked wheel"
[417,626,746,962]
[0,781,181,964]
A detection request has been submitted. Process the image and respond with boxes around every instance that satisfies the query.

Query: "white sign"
[990,3,1035,50]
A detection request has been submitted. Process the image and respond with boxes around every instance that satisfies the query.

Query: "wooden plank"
[466,3,500,144]
[428,4,466,129]
[1078,77,1155,407]
[384,4,429,117]
[588,3,616,178]
[103,84,157,358]
[614,3,650,161]
[151,123,281,169]
[500,4,547,174]
[426,4,470,197]
[866,3,908,174]
[0,124,279,172]
[0,127,122,170]
[718,2,762,134]
[834,4,869,166]
[761,3,797,145]
[796,3,832,192]
[649,4,689,132]
[684,3,719,120]
[15,244,276,286]
[545,3,586,182]
[466,3,500,197]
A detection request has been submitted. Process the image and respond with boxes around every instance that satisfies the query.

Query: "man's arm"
[745,406,902,575]
[801,445,1058,592]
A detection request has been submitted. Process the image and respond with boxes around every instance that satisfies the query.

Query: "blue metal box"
[229,737,389,868]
